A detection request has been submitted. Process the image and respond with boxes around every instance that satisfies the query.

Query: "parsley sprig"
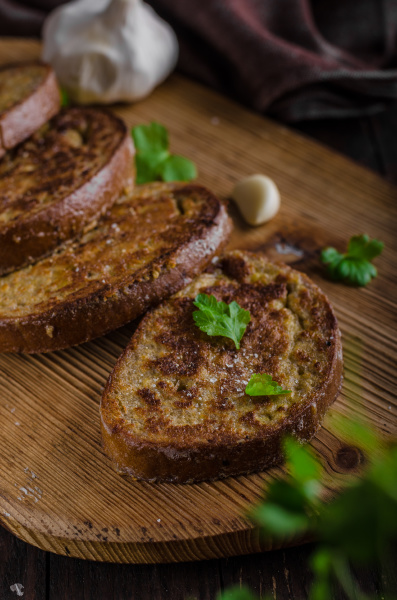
[193,293,250,350]
[245,373,291,396]
[217,424,397,600]
[321,234,384,286]
[132,122,197,184]
[60,88,70,107]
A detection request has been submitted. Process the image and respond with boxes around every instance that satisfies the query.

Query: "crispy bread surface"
[0,107,134,274]
[0,62,60,153]
[101,250,343,483]
[0,183,231,353]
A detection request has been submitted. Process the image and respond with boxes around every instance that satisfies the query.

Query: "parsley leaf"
[217,586,262,600]
[60,88,70,107]
[132,122,169,154]
[131,122,197,184]
[251,493,310,536]
[321,234,384,286]
[135,150,169,185]
[284,437,322,502]
[245,373,291,396]
[243,423,397,600]
[193,293,250,350]
[159,154,197,182]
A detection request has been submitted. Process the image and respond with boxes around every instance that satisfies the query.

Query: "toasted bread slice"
[101,250,343,483]
[0,107,134,275]
[0,183,231,353]
[0,62,60,155]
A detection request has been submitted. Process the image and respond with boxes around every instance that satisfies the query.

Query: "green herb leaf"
[131,122,197,184]
[251,500,310,536]
[321,234,384,286]
[226,416,397,600]
[369,445,397,501]
[60,88,70,107]
[284,437,322,501]
[159,154,197,182]
[245,373,291,396]
[331,415,379,457]
[248,475,316,541]
[217,586,260,600]
[347,234,384,261]
[193,293,250,350]
[309,578,333,600]
[310,547,333,578]
[135,151,169,184]
[266,479,312,513]
[132,122,169,154]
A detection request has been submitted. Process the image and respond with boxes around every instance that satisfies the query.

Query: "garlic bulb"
[231,174,280,226]
[42,0,179,104]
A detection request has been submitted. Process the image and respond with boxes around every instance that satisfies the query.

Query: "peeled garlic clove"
[231,174,280,226]
[42,0,178,105]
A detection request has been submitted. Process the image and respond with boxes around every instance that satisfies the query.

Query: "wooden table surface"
[1,46,397,600]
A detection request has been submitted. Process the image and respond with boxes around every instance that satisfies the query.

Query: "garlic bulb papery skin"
[42,0,179,104]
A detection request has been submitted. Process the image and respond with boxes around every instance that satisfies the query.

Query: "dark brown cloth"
[0,0,396,121]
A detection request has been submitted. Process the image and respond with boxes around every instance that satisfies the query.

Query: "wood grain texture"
[0,39,396,564]
[2,521,395,600]
[48,553,223,600]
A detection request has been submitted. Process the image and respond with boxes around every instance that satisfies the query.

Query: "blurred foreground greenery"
[217,422,397,600]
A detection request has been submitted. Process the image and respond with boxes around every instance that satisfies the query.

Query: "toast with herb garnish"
[100,250,343,483]
[0,62,60,156]
[0,107,134,275]
[0,183,231,353]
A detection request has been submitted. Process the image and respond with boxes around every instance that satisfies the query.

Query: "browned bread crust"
[100,250,343,483]
[0,183,231,353]
[0,107,134,275]
[0,62,60,155]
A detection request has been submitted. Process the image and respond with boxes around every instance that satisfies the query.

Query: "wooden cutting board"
[0,39,396,564]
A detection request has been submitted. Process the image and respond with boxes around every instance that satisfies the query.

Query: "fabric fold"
[0,0,396,121]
